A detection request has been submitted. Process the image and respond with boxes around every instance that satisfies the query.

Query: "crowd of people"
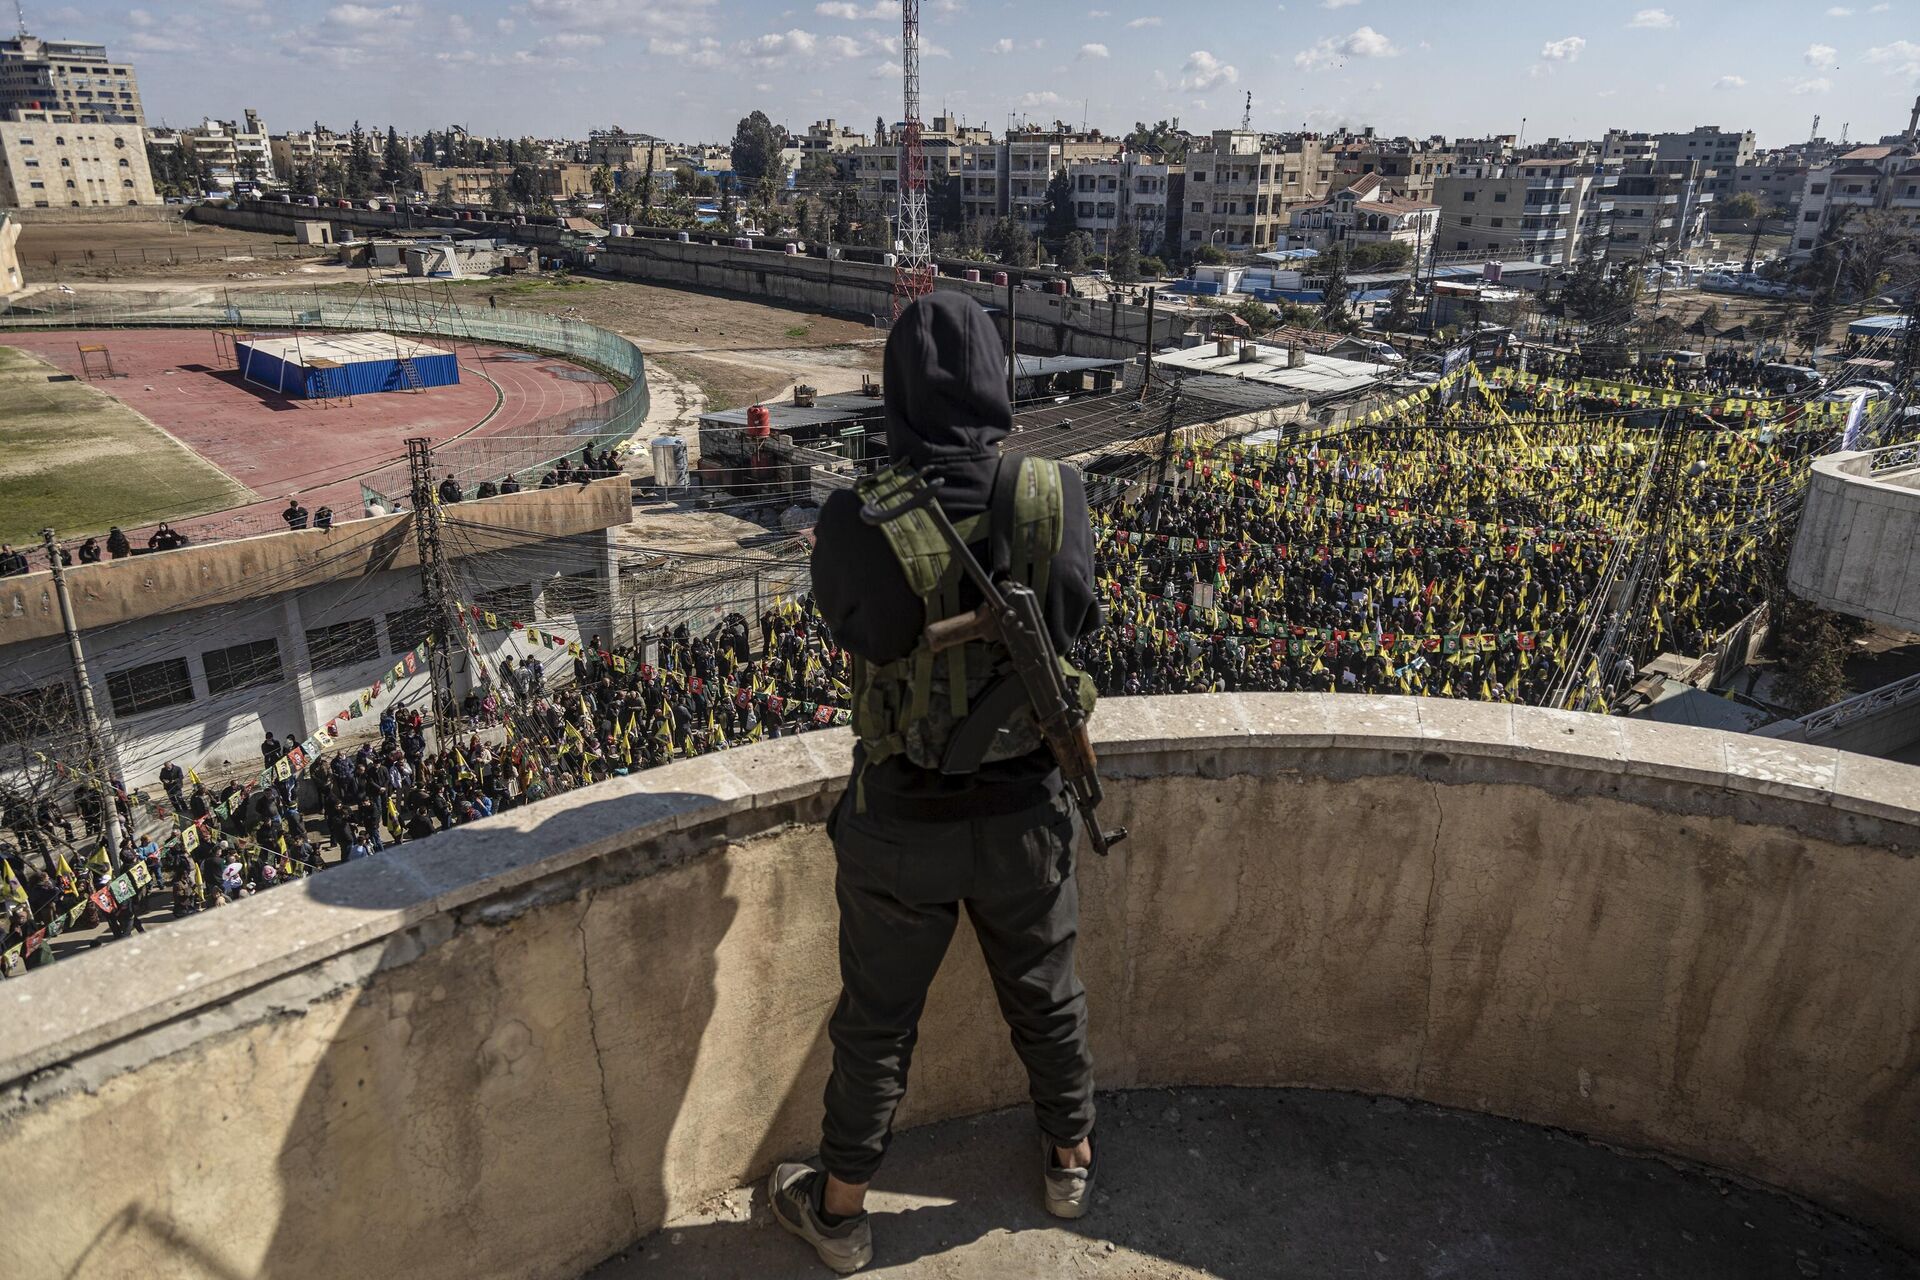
[2,380,1839,971]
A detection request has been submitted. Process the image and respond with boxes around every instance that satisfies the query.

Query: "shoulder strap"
[988,453,1022,579]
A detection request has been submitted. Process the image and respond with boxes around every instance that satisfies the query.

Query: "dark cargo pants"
[819,787,1096,1184]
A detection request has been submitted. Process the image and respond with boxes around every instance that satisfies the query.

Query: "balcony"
[3,698,1917,1279]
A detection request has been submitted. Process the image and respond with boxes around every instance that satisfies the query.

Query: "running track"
[6,328,612,544]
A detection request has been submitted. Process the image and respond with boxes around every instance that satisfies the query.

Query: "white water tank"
[650,435,690,490]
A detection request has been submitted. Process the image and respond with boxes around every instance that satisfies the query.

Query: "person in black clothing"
[0,544,27,576]
[438,474,462,504]
[772,293,1100,1269]
[105,526,131,559]
[159,761,186,813]
[282,500,309,531]
[76,537,101,564]
[475,480,498,499]
[500,474,521,495]
[314,505,333,532]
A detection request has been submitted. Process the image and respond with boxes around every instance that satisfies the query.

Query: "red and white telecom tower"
[891,0,935,319]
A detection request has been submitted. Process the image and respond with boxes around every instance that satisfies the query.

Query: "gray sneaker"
[769,1162,874,1275]
[1041,1134,1095,1220]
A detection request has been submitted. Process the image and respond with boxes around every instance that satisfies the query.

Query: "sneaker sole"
[1044,1192,1090,1221]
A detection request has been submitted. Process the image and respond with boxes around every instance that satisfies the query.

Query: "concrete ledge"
[1786,447,1920,631]
[3,695,1919,1279]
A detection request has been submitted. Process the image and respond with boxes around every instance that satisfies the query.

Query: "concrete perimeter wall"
[2,696,1918,1279]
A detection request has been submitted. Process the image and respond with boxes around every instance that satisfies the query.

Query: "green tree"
[1043,168,1077,245]
[1318,246,1355,332]
[718,185,737,231]
[1058,230,1093,273]
[1138,255,1166,279]
[1720,191,1762,221]
[1379,276,1418,332]
[1123,118,1188,161]
[641,150,656,210]
[1345,240,1412,272]
[1191,244,1229,265]
[589,164,614,199]
[796,153,837,189]
[345,121,377,197]
[380,125,415,192]
[986,216,1037,267]
[730,110,783,187]
[1109,217,1141,283]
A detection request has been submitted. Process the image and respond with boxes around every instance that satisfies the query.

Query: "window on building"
[1493,191,1507,202]
[0,681,76,745]
[1490,217,1503,227]
[305,618,379,673]
[384,606,434,652]
[1803,210,1819,222]
[203,638,284,697]
[540,571,600,617]
[1459,216,1473,226]
[1461,190,1475,202]
[107,657,195,717]
[474,583,537,627]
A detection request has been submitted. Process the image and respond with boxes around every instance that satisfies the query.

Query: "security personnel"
[771,293,1101,1273]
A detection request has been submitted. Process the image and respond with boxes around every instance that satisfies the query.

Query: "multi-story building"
[1793,144,1920,256]
[1433,158,1612,266]
[271,127,354,178]
[0,108,155,207]
[0,34,143,126]
[1182,129,1337,252]
[1605,126,1754,197]
[147,109,275,188]
[1604,159,1713,260]
[1064,152,1171,251]
[1327,134,1456,202]
[1285,173,1439,256]
[417,162,600,207]
[1722,160,1809,215]
[580,129,672,173]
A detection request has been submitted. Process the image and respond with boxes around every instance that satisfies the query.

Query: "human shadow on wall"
[243,786,741,1280]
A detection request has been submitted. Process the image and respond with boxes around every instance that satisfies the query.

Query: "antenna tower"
[1241,91,1253,131]
[14,0,26,38]
[891,0,934,320]
[1808,114,1820,144]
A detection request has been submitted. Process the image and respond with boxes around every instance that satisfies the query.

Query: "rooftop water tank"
[746,405,773,439]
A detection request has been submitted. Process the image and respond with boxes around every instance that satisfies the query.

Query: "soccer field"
[0,343,254,546]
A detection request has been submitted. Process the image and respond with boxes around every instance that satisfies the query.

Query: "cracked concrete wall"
[2,696,1918,1278]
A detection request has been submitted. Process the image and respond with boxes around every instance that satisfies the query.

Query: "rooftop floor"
[593,1088,1919,1280]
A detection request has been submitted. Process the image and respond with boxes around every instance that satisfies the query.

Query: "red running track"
[7,328,613,545]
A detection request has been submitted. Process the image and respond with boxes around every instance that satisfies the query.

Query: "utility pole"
[1006,268,1018,404]
[404,438,462,751]
[1150,381,1183,532]
[41,529,124,863]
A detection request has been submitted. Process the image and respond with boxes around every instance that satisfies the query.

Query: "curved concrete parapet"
[1787,443,1920,630]
[2,696,1918,1279]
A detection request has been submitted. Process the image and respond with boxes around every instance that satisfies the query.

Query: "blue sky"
[44,0,1920,145]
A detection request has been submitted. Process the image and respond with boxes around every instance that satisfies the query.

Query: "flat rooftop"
[237,331,451,368]
[593,1089,1920,1279]
[1154,341,1389,397]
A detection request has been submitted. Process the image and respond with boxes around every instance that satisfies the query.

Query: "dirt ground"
[13,213,324,280]
[424,275,887,412]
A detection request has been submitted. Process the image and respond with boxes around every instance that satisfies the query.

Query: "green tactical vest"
[850,455,1098,775]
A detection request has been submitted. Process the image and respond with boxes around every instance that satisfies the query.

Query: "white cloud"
[1868,2,1889,10]
[1804,42,1837,65]
[1020,90,1066,108]
[1320,0,1361,7]
[744,27,818,60]
[1626,8,1674,28]
[1125,15,1162,26]
[1294,25,1398,70]
[1079,42,1110,59]
[989,36,1014,53]
[1539,35,1585,61]
[1865,40,1920,78]
[1790,76,1831,94]
[1088,7,1109,14]
[1712,74,1746,89]
[1825,4,1852,13]
[540,30,601,48]
[325,2,416,29]
[813,0,891,17]
[1180,48,1239,90]
[823,33,864,57]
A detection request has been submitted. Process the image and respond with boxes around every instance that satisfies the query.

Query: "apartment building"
[1064,152,1171,250]
[1182,129,1336,252]
[1723,160,1809,214]
[1604,126,1753,197]
[147,109,275,188]
[0,108,155,207]
[579,129,672,173]
[1286,173,1439,254]
[1793,144,1920,256]
[1605,159,1713,260]
[416,162,599,206]
[1327,135,1455,202]
[0,34,143,126]
[1433,159,1612,266]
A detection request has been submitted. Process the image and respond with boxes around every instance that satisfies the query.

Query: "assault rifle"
[860,470,1127,856]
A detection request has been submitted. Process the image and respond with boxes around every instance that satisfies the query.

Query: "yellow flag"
[0,859,28,906]
[87,845,112,874]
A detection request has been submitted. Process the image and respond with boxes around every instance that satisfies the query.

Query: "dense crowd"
[3,383,1833,971]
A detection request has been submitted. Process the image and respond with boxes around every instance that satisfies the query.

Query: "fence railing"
[0,287,649,545]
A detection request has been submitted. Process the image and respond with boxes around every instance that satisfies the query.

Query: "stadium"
[0,286,647,549]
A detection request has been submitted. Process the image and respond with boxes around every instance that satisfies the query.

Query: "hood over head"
[883,292,1012,467]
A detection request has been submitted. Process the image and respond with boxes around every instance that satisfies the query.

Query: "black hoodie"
[811,292,1098,817]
